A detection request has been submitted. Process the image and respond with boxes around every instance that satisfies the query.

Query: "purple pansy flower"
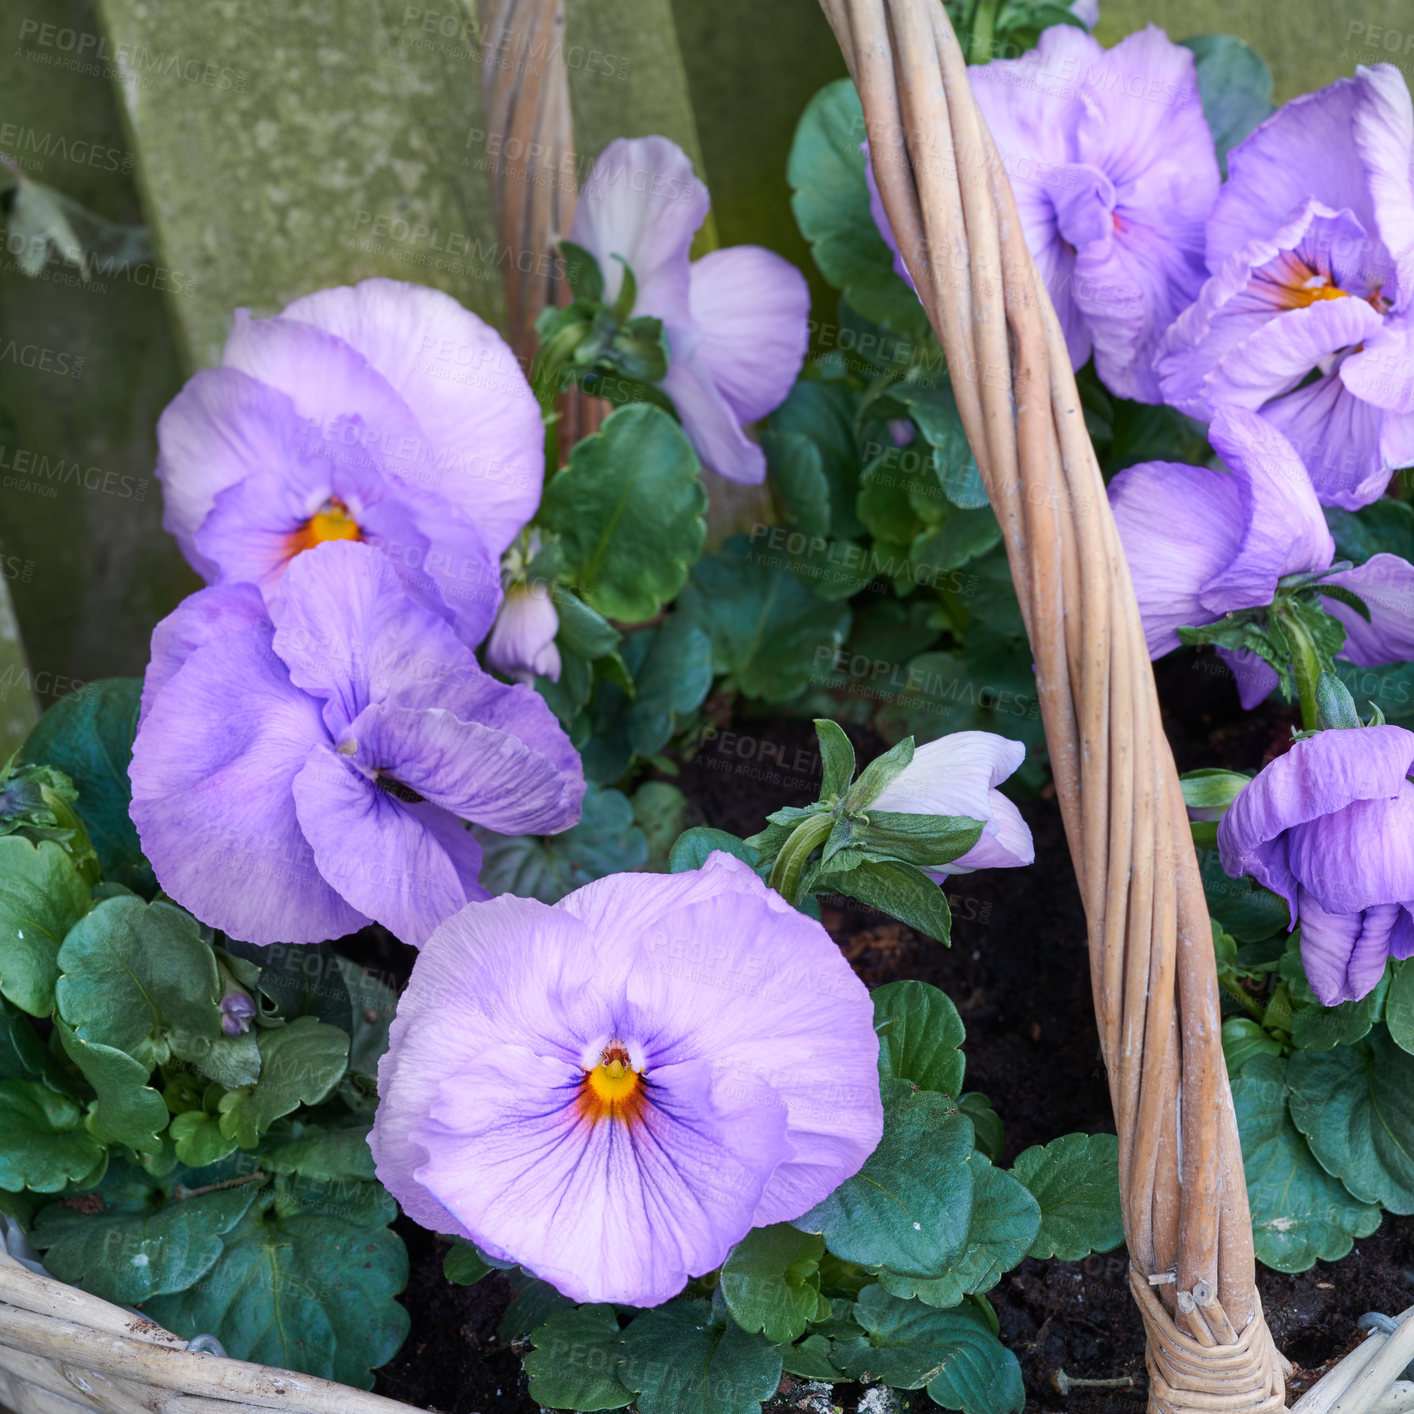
[130,541,584,948]
[1108,407,1414,705]
[870,732,1034,877]
[568,136,810,484]
[156,277,544,646]
[866,25,1218,401]
[1218,725,1414,1004]
[370,851,883,1305]
[1156,66,1414,509]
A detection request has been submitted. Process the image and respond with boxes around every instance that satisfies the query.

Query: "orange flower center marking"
[288,497,362,557]
[578,1041,646,1126]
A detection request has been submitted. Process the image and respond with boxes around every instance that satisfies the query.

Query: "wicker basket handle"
[814,2,1288,1408]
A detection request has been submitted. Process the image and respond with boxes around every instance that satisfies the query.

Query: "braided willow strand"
[815,3,1285,1407]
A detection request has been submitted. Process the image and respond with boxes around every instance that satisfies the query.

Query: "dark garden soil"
[361,646,1414,1414]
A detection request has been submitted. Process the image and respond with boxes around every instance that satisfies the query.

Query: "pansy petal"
[1296,890,1400,1006]
[1209,76,1381,270]
[1341,311,1414,416]
[1198,408,1333,613]
[485,583,561,685]
[291,743,478,948]
[1217,724,1414,909]
[155,368,317,575]
[661,350,767,483]
[345,700,583,835]
[1351,63,1414,307]
[1108,459,1244,656]
[1323,553,1414,664]
[139,583,269,725]
[276,279,543,556]
[1216,647,1280,711]
[569,136,709,327]
[687,247,809,424]
[1287,782,1414,915]
[130,626,366,944]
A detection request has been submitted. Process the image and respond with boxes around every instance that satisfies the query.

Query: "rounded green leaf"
[873,980,966,1097]
[54,1018,167,1153]
[541,404,707,623]
[679,535,851,702]
[1221,1017,1284,1077]
[0,835,90,1017]
[720,1223,826,1343]
[525,1305,634,1411]
[792,1081,975,1275]
[0,1078,105,1192]
[878,1153,1040,1307]
[1288,1029,1414,1213]
[1384,961,1414,1055]
[1232,1054,1380,1271]
[618,1301,782,1414]
[56,895,222,1068]
[217,1017,349,1150]
[832,1285,1024,1412]
[144,1184,409,1389]
[1011,1133,1125,1261]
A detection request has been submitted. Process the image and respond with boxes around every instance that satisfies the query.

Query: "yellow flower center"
[578,1041,645,1125]
[289,497,362,556]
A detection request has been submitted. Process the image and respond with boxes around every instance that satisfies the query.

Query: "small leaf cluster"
[0,683,408,1388]
[1185,789,1414,1274]
[515,979,1124,1414]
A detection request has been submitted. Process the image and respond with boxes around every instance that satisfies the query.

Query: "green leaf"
[909,509,1003,581]
[1199,852,1288,944]
[55,1018,167,1153]
[0,1079,105,1192]
[260,1121,376,1183]
[0,996,70,1087]
[1282,941,1388,1051]
[217,1018,349,1150]
[225,941,354,1033]
[816,720,857,800]
[1011,1133,1125,1261]
[877,1153,1040,1307]
[632,782,688,872]
[335,956,397,1080]
[720,1223,827,1344]
[813,858,954,944]
[56,896,222,1070]
[1232,1054,1380,1272]
[1180,768,1250,817]
[793,1081,975,1274]
[0,760,101,886]
[958,1093,1003,1164]
[880,380,988,510]
[19,679,153,893]
[765,430,831,538]
[833,1285,1024,1412]
[443,1239,495,1288]
[169,1110,238,1169]
[476,784,649,904]
[624,617,714,761]
[836,811,985,870]
[1222,1018,1284,1077]
[32,1183,260,1302]
[1181,35,1275,175]
[525,1304,634,1411]
[1387,961,1414,1055]
[788,79,932,345]
[618,1301,782,1414]
[553,586,622,662]
[679,535,851,702]
[145,1182,409,1389]
[776,1331,843,1382]
[0,835,89,1017]
[842,738,915,812]
[542,404,707,623]
[767,380,865,541]
[1288,1029,1414,1213]
[873,980,966,1097]
[668,828,760,875]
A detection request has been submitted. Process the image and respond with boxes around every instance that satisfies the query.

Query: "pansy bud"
[484,581,561,685]
[870,731,1034,878]
[220,989,257,1037]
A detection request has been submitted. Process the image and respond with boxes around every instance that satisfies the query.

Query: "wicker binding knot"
[813,0,1288,1409]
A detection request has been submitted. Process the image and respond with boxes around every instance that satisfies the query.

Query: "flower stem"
[1273,601,1322,730]
[767,812,836,907]
[968,0,1000,63]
